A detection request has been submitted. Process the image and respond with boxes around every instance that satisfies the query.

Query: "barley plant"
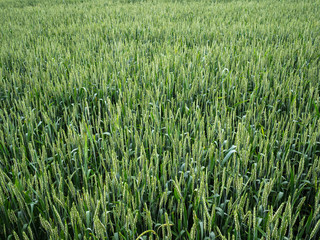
[0,0,319,239]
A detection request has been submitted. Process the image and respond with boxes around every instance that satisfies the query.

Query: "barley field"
[0,0,320,239]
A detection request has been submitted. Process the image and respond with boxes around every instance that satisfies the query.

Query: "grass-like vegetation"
[0,0,320,239]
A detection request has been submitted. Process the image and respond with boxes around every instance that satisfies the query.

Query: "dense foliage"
[0,0,320,239]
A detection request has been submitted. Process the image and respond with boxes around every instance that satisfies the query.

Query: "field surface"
[0,0,320,239]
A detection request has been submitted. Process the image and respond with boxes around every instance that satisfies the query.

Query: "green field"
[0,0,320,239]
